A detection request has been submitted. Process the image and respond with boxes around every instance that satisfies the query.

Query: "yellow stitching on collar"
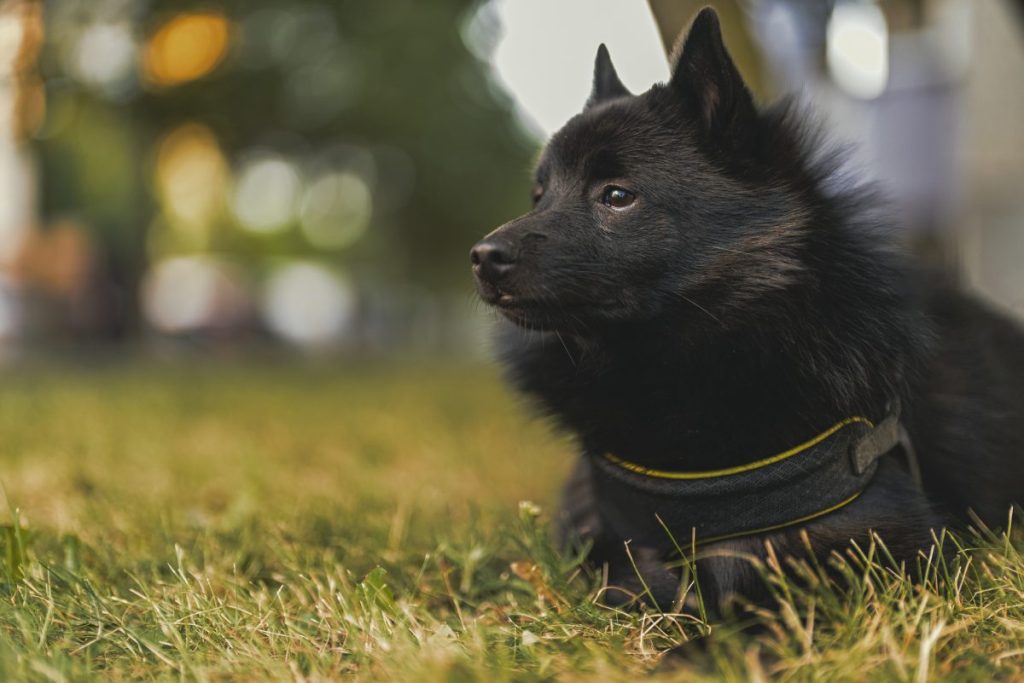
[602,416,874,480]
[696,490,863,545]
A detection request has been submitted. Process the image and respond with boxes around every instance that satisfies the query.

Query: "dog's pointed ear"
[670,8,756,138]
[587,44,631,108]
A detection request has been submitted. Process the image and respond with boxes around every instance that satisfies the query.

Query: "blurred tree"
[32,0,537,337]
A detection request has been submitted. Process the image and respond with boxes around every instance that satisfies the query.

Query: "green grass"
[1,360,1024,681]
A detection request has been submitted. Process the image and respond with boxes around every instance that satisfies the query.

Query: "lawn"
[1,359,1023,681]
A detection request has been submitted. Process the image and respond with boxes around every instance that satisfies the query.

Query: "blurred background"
[0,0,1021,358]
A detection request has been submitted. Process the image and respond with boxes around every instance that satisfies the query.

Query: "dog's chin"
[491,296,609,333]
[495,303,558,330]
[483,295,552,330]
[494,297,664,333]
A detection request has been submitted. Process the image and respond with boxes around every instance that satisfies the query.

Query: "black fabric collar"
[589,406,905,546]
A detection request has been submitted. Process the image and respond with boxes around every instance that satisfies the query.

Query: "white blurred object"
[231,154,302,233]
[469,0,669,138]
[142,256,247,333]
[826,1,889,100]
[0,7,34,267]
[69,22,137,95]
[0,9,22,78]
[262,261,355,347]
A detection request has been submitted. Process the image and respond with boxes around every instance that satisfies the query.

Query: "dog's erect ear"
[587,44,631,108]
[670,8,756,138]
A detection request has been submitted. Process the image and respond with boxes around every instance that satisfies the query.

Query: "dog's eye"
[531,185,544,206]
[601,186,636,209]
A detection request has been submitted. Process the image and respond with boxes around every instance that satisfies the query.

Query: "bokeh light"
[143,13,230,88]
[231,154,302,234]
[155,123,229,238]
[141,256,247,334]
[827,2,890,99]
[262,261,355,347]
[69,22,137,95]
[299,171,372,250]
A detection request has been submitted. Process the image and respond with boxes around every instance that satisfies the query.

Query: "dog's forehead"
[541,99,670,180]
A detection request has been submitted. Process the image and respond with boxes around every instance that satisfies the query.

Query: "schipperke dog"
[471,7,1024,615]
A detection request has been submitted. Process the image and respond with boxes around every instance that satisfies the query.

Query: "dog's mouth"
[477,279,527,308]
[475,273,612,331]
[494,291,530,309]
[476,280,551,324]
[484,288,538,314]
[484,290,596,333]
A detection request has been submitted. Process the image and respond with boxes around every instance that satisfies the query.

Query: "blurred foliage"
[32,0,537,318]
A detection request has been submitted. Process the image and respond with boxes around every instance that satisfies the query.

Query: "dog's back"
[911,287,1024,524]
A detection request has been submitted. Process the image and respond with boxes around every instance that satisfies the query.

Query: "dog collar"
[590,405,905,546]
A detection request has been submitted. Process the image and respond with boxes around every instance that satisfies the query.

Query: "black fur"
[471,8,1024,614]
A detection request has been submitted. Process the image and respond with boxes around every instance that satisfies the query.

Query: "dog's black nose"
[471,239,516,282]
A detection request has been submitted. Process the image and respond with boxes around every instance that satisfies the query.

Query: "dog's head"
[472,8,812,333]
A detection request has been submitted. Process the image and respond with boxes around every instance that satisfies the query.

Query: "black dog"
[471,7,1024,614]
